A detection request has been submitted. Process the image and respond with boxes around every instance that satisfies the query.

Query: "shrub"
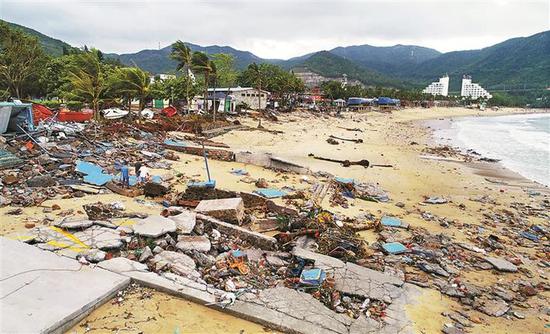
[66,101,84,111]
[41,100,61,109]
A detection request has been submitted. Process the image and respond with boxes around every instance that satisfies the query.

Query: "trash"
[381,242,408,255]
[380,216,409,229]
[300,268,327,286]
[423,196,448,204]
[253,188,287,198]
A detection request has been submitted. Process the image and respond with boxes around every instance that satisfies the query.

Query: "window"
[241,93,245,97]
[261,94,265,97]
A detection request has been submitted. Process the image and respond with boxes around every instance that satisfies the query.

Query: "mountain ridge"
[3,19,548,90]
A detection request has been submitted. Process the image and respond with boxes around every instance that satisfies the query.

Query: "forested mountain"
[4,19,548,90]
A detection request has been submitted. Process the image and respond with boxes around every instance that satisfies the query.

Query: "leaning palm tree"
[191,51,217,120]
[64,49,110,121]
[248,63,263,111]
[111,66,151,117]
[170,41,193,108]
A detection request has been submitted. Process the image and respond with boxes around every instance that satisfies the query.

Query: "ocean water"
[436,113,550,186]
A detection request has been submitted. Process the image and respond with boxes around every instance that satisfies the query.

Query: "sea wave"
[438,113,550,186]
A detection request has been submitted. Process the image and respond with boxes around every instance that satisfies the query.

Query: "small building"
[423,75,449,96]
[461,75,492,99]
[206,87,270,111]
[149,74,176,108]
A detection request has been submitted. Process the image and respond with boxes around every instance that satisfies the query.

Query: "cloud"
[1,0,548,58]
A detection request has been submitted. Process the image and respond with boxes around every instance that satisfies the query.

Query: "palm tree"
[248,63,263,111]
[112,67,151,117]
[170,41,193,109]
[64,49,110,121]
[191,51,217,120]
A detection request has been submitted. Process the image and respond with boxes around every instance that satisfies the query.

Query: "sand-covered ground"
[2,106,548,333]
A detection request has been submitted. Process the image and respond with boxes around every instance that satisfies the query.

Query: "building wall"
[234,89,269,109]
[461,77,492,99]
[423,76,449,96]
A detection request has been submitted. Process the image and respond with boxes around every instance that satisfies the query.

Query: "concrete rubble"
[1,111,548,333]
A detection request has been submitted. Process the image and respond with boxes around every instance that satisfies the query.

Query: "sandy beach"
[2,107,548,333]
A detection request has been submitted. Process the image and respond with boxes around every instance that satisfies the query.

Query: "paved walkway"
[0,237,130,333]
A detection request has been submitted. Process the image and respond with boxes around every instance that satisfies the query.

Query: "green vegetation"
[238,63,305,108]
[0,21,47,98]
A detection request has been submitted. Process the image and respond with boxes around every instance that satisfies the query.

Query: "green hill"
[290,51,406,88]
[1,20,75,57]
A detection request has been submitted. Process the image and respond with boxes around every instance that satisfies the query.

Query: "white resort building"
[461,75,492,99]
[422,75,449,96]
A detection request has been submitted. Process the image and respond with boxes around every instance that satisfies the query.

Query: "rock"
[476,297,509,317]
[133,215,176,237]
[442,324,464,334]
[512,311,525,319]
[195,198,245,225]
[176,235,211,253]
[73,226,123,250]
[26,175,56,188]
[83,249,106,262]
[153,246,163,254]
[519,285,538,297]
[98,257,148,273]
[169,211,196,234]
[255,178,269,188]
[139,246,153,262]
[417,261,450,277]
[484,257,518,272]
[151,250,196,275]
[24,223,36,229]
[2,174,18,185]
[54,219,95,229]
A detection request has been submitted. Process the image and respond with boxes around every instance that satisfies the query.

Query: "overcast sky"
[1,0,549,59]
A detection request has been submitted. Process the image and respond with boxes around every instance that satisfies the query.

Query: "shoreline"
[420,111,549,192]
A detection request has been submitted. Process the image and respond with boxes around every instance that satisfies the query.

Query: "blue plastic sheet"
[335,177,354,184]
[381,216,402,227]
[187,180,216,188]
[300,268,326,286]
[253,188,287,198]
[382,242,408,255]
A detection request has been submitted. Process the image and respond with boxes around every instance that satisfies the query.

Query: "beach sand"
[2,106,548,333]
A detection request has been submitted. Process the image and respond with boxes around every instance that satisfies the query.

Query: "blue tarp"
[300,268,326,286]
[77,160,162,187]
[187,180,216,188]
[335,177,354,184]
[382,242,408,255]
[377,97,400,106]
[381,216,402,228]
[254,188,287,198]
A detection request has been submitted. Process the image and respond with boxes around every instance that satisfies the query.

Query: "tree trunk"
[258,79,261,111]
[213,78,217,123]
[204,72,209,116]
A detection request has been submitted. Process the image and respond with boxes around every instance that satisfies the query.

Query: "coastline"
[422,111,549,191]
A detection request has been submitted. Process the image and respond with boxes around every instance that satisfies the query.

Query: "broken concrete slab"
[83,249,106,262]
[195,198,245,225]
[0,237,129,334]
[169,210,196,234]
[476,297,510,317]
[484,257,518,272]
[198,213,277,250]
[151,250,197,276]
[292,247,403,303]
[236,287,352,334]
[176,235,211,252]
[73,225,123,250]
[132,215,177,237]
[97,257,148,273]
[54,218,95,229]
